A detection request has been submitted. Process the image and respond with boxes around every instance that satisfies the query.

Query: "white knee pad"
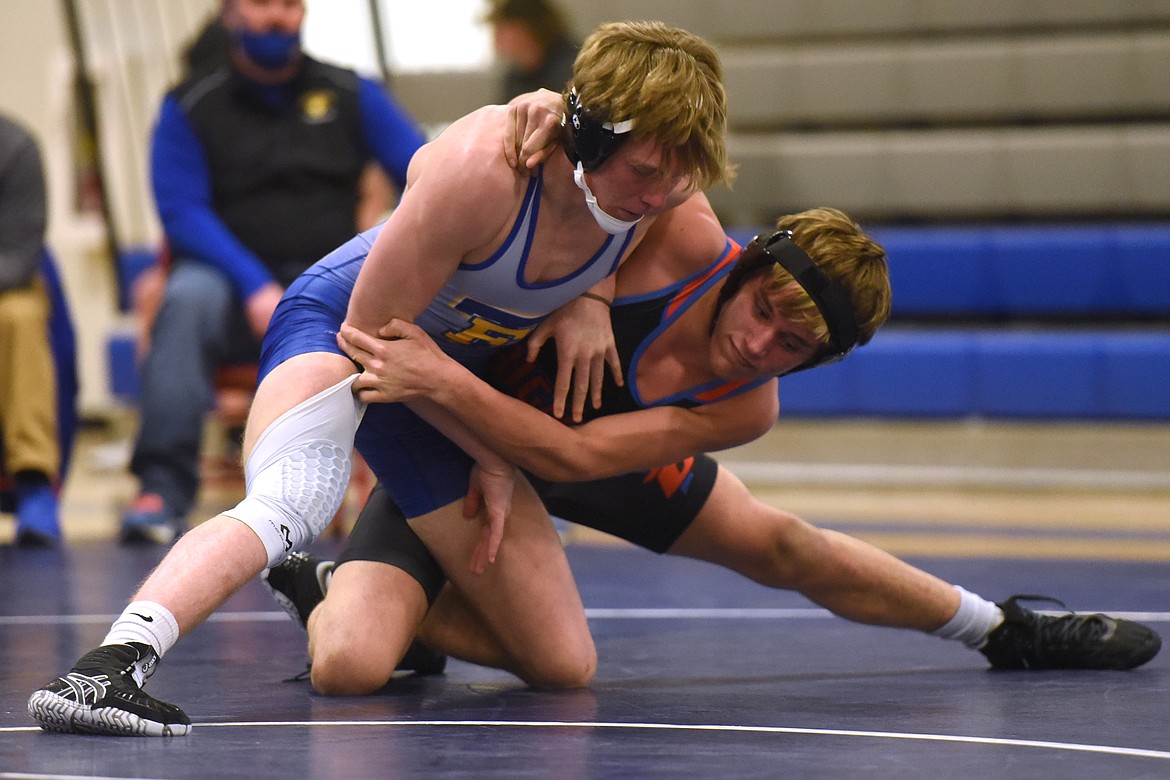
[223,374,365,567]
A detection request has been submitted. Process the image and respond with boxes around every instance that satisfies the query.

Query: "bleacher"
[561,1,1170,420]
[100,1,1170,421]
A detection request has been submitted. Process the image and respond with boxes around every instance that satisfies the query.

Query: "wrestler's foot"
[27,642,191,736]
[981,595,1161,670]
[263,551,331,628]
[398,640,448,676]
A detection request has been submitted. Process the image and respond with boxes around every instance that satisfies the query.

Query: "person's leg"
[665,464,1160,668]
[411,478,596,689]
[307,561,432,695]
[125,262,246,540]
[0,282,60,544]
[29,352,359,736]
[289,485,448,693]
[307,479,594,694]
[667,464,961,630]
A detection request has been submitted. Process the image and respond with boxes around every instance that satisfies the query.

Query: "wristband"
[580,292,612,307]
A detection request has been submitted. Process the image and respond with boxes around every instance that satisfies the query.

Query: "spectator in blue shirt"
[121,0,425,544]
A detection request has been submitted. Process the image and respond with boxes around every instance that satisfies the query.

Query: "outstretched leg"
[666,464,1159,669]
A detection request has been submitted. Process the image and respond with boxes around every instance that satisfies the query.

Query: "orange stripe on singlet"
[663,241,743,321]
[693,379,754,404]
[663,240,750,404]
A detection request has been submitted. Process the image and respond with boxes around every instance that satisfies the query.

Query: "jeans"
[128,260,260,517]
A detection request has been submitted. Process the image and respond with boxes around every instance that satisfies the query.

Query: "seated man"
[0,113,69,547]
[264,194,1161,694]
[121,0,425,544]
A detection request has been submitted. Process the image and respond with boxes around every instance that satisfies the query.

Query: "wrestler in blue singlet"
[258,167,635,518]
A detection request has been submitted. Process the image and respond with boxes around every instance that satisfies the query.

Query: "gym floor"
[2,417,1169,778]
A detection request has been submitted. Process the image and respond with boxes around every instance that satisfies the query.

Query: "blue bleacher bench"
[730,223,1170,420]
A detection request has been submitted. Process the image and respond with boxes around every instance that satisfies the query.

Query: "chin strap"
[573,162,642,235]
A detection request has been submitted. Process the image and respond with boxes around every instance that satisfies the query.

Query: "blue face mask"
[236,29,301,70]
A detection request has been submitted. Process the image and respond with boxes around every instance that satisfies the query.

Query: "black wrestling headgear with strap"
[563,88,635,171]
[715,229,862,374]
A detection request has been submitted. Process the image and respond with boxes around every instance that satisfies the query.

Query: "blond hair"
[765,208,891,346]
[566,21,732,189]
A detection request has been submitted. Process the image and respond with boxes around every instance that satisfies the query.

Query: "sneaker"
[264,552,447,676]
[981,595,1162,670]
[262,551,332,628]
[15,482,61,547]
[27,642,191,736]
[119,493,179,546]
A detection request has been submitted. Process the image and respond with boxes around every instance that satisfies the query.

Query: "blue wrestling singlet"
[258,166,636,518]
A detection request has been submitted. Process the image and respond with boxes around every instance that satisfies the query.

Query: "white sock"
[929,586,1005,649]
[102,600,181,659]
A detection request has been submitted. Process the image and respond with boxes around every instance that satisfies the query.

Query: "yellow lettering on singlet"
[443,316,533,347]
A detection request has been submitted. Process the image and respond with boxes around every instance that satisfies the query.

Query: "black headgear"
[715,230,862,374]
[563,88,634,171]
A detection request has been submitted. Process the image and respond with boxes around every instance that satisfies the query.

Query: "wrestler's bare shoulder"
[618,194,728,294]
[405,106,525,197]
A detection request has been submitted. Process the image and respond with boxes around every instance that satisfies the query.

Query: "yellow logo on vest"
[300,90,338,124]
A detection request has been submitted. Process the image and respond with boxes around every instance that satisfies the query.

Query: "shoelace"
[283,662,312,683]
[1004,595,1110,656]
[74,645,137,676]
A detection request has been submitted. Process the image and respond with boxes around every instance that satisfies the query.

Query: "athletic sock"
[102,600,181,660]
[929,586,1005,649]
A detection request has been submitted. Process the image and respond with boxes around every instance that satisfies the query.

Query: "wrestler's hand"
[245,282,285,339]
[464,461,515,574]
[526,294,623,422]
[340,321,451,403]
[505,88,564,170]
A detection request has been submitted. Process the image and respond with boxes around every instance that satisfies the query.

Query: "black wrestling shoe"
[27,642,191,736]
[265,552,447,676]
[263,551,332,628]
[980,595,1162,670]
[398,640,448,676]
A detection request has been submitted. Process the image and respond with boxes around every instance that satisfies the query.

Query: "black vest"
[171,57,368,286]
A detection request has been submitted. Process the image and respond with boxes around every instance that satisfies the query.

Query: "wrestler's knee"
[228,375,360,566]
[309,630,397,697]
[310,652,394,697]
[759,508,834,588]
[520,636,597,690]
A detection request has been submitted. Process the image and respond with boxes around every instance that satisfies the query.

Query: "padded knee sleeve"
[224,375,364,567]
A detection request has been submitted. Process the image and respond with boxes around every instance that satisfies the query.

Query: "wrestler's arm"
[346,109,521,331]
[343,318,778,480]
[352,89,566,325]
[345,107,526,571]
[340,192,741,480]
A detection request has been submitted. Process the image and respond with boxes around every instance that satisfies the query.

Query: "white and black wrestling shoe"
[28,642,191,736]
